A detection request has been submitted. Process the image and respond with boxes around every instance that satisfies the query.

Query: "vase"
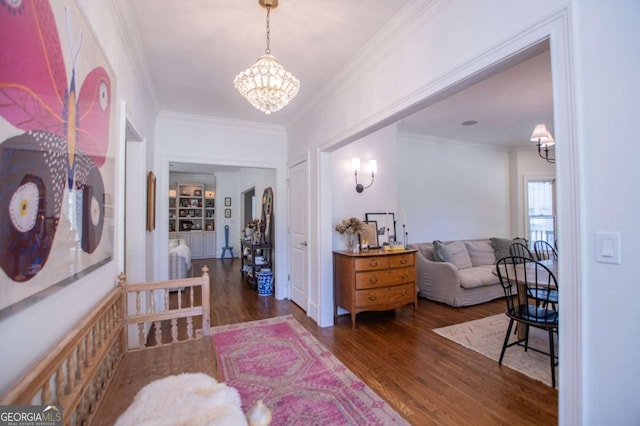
[345,233,357,252]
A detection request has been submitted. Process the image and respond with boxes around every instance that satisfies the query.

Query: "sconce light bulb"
[352,157,361,172]
[369,159,377,175]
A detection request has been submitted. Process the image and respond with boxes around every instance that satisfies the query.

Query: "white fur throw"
[115,373,247,426]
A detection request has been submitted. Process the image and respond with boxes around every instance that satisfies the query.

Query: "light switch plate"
[596,232,622,264]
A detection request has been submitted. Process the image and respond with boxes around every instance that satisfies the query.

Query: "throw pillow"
[465,240,496,266]
[490,237,528,262]
[432,240,446,262]
[434,240,473,269]
[432,240,449,262]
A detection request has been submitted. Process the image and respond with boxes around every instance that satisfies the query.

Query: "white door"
[289,160,308,310]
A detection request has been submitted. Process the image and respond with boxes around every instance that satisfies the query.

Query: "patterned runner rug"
[211,315,409,425]
[433,314,558,387]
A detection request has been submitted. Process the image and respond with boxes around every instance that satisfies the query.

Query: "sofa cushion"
[490,237,527,262]
[434,240,473,270]
[464,240,496,266]
[458,265,500,289]
[416,243,435,261]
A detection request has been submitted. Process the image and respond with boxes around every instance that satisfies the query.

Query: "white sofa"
[408,238,524,307]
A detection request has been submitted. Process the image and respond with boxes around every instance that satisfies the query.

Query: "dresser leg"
[351,312,356,329]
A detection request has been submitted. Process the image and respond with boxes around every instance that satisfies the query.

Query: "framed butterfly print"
[0,0,118,317]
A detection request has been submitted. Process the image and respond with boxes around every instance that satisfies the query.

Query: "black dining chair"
[534,240,558,260]
[509,242,534,260]
[495,256,559,388]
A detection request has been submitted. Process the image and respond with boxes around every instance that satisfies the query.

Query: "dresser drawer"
[355,283,415,309]
[354,256,389,271]
[355,267,415,290]
[389,253,415,268]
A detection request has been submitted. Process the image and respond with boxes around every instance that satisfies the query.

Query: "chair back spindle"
[509,242,534,260]
[534,240,558,260]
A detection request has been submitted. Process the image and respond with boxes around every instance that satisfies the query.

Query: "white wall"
[0,1,157,393]
[571,1,640,423]
[331,126,398,250]
[397,132,511,243]
[214,172,240,257]
[125,141,147,284]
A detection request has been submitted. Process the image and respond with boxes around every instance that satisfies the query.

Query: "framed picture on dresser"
[359,221,379,248]
[365,212,396,245]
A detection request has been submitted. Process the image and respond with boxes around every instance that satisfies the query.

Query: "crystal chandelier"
[234,0,300,115]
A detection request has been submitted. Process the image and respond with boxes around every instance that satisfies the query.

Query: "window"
[527,180,555,246]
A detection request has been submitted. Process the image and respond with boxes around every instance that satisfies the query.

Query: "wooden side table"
[241,239,272,289]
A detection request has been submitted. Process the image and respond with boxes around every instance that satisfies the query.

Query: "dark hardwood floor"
[95,258,557,425]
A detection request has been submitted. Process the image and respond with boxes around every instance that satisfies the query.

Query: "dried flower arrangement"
[335,217,367,235]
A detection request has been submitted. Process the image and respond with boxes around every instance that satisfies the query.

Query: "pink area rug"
[211,315,409,425]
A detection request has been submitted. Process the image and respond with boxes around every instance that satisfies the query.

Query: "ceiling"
[126,0,553,153]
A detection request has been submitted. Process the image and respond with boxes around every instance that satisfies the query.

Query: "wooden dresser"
[333,249,418,328]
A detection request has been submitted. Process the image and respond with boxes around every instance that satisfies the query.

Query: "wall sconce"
[352,157,377,193]
[530,123,556,163]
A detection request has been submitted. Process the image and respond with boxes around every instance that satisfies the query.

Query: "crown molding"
[287,0,442,128]
[157,110,287,136]
[110,0,159,113]
[397,130,511,153]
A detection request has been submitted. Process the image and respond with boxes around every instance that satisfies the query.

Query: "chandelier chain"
[265,5,271,54]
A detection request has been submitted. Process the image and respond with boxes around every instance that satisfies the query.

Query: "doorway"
[243,187,255,229]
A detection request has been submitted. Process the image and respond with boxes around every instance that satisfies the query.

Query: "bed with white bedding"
[169,238,192,279]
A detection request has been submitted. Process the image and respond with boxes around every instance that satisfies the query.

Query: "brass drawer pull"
[369,277,378,284]
[368,260,378,267]
[400,257,407,264]
[401,290,408,296]
[368,295,378,301]
[401,273,408,280]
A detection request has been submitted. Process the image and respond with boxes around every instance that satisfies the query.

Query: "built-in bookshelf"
[169,183,216,258]
[176,184,204,231]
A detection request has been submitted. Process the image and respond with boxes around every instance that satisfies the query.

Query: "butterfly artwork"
[0,0,113,287]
